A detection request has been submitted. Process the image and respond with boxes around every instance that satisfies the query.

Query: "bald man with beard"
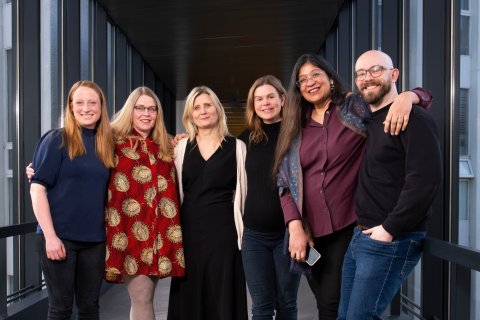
[337,50,442,320]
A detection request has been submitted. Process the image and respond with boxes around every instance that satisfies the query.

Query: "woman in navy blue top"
[30,81,115,320]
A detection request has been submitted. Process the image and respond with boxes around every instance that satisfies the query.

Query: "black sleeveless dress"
[167,136,248,320]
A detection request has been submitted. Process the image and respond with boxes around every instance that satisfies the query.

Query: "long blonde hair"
[110,86,172,161]
[245,75,286,145]
[62,80,115,168]
[182,86,230,142]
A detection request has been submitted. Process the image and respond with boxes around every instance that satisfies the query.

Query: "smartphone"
[306,245,321,266]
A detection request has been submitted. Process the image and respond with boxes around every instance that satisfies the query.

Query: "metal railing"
[2,225,480,319]
[0,222,39,318]
[423,237,480,272]
[395,237,480,319]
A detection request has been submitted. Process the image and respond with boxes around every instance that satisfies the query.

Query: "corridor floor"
[100,276,317,319]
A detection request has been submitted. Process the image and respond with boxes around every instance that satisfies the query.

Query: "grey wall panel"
[337,1,354,86]
[131,48,143,89]
[64,0,81,89]
[93,3,108,94]
[114,31,128,109]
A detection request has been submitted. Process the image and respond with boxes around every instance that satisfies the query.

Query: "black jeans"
[36,235,106,320]
[307,224,355,320]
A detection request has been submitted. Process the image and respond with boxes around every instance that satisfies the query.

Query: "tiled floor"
[100,276,317,320]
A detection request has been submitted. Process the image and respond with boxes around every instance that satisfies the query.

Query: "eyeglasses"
[134,105,158,114]
[296,70,326,87]
[354,65,393,81]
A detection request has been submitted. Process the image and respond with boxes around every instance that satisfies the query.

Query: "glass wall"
[0,0,16,298]
[458,0,480,318]
[406,1,425,316]
[1,0,14,228]
[0,0,176,313]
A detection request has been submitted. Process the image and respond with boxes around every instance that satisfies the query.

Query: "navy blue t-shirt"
[31,128,110,242]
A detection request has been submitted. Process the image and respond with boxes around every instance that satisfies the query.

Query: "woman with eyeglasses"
[104,87,185,320]
[272,54,431,319]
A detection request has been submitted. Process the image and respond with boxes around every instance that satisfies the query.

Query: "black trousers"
[36,235,106,320]
[307,223,355,320]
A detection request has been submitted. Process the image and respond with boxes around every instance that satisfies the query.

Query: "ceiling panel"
[97,0,345,102]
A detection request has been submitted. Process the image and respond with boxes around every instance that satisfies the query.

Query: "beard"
[360,80,391,105]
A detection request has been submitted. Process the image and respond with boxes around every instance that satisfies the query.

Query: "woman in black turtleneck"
[239,75,301,320]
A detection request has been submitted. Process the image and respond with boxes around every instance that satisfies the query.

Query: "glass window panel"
[459,159,474,178]
[408,0,423,87]
[399,260,423,317]
[457,0,478,255]
[461,15,470,55]
[473,270,480,319]
[458,180,469,246]
[404,0,424,314]
[459,88,469,155]
[80,0,91,80]
[107,22,115,115]
[45,0,61,128]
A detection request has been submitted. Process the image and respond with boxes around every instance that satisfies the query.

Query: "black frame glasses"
[354,65,393,81]
[134,105,158,114]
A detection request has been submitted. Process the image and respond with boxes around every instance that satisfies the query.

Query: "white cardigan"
[174,137,247,249]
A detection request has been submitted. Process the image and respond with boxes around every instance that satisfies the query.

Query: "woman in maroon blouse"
[272,54,431,319]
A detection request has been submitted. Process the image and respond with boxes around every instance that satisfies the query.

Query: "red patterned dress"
[105,132,185,282]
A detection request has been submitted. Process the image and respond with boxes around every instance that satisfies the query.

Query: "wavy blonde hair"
[110,86,172,161]
[62,80,115,168]
[245,75,286,145]
[182,86,230,142]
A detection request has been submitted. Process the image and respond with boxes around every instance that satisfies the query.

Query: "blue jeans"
[36,235,106,320]
[241,228,301,320]
[337,227,425,320]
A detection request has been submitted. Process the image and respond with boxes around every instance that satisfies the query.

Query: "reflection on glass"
[461,16,470,55]
[459,89,469,155]
[399,260,423,318]
[457,0,479,252]
[473,270,480,319]
[458,2,480,319]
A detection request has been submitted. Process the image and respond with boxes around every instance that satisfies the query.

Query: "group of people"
[28,49,442,320]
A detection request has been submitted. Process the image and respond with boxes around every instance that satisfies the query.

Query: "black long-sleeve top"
[239,122,285,233]
[355,104,442,238]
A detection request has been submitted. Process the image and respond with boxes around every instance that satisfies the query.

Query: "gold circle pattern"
[132,221,150,242]
[166,225,182,243]
[157,175,168,193]
[154,234,163,251]
[132,165,152,184]
[159,198,177,218]
[114,172,130,192]
[124,255,138,275]
[144,186,156,208]
[176,248,185,268]
[140,248,154,265]
[105,267,120,281]
[106,207,121,227]
[121,147,140,160]
[158,256,172,275]
[122,198,141,217]
[112,232,128,251]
